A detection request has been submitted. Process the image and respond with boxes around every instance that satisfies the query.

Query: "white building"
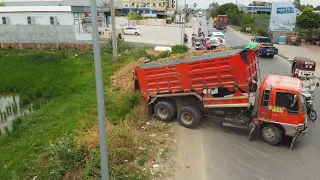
[0,1,110,45]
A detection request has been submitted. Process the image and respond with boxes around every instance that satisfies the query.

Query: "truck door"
[258,88,272,121]
[271,91,300,124]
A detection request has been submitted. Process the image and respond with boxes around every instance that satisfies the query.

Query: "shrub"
[48,134,87,179]
[255,28,269,37]
[171,44,189,54]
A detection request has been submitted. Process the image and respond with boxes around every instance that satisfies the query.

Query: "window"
[74,19,79,25]
[261,89,270,107]
[27,16,33,24]
[2,17,7,24]
[275,92,298,112]
[74,13,79,18]
[50,17,56,25]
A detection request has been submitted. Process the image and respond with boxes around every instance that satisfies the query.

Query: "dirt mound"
[111,48,230,92]
[157,47,230,62]
[146,49,162,57]
[110,56,147,92]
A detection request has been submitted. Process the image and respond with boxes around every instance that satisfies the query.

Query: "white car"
[124,27,142,35]
[211,32,226,46]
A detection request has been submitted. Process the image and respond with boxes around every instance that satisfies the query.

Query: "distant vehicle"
[211,32,226,46]
[251,36,278,58]
[215,15,228,30]
[124,27,142,35]
[199,11,203,17]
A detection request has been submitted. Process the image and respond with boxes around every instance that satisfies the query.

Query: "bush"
[255,28,269,37]
[48,134,87,179]
[171,44,189,54]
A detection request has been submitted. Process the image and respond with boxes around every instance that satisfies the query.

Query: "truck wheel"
[154,101,176,121]
[260,124,283,145]
[177,105,202,129]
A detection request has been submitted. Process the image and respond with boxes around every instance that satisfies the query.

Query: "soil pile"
[157,47,230,62]
[110,56,147,92]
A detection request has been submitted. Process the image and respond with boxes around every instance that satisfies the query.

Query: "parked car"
[251,36,278,58]
[124,27,142,35]
[211,32,226,46]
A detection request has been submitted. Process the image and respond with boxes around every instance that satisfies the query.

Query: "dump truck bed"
[134,48,259,108]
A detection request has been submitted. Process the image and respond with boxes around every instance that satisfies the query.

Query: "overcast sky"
[184,0,319,9]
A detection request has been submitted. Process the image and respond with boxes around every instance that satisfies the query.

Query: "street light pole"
[90,0,109,179]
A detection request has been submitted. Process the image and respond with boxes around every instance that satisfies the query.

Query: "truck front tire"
[177,105,202,129]
[260,124,283,145]
[154,100,176,121]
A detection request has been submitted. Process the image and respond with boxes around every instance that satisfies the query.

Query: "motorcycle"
[303,93,317,121]
[184,34,188,43]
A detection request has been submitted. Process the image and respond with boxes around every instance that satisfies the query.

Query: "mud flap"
[248,125,256,141]
[290,134,299,150]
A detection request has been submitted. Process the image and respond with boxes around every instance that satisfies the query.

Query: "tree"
[315,6,320,11]
[216,3,242,25]
[294,0,302,10]
[0,2,5,6]
[126,12,143,20]
[297,8,320,41]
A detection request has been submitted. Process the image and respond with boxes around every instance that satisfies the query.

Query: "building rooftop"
[0,6,72,12]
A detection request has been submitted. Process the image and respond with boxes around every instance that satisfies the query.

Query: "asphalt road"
[190,17,320,180]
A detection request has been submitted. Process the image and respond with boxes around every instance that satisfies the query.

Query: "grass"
[0,47,173,179]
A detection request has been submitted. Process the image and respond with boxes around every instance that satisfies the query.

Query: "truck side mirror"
[317,83,320,87]
[290,94,297,108]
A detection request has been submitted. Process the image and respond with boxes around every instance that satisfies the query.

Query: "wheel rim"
[310,111,316,119]
[181,112,193,125]
[157,107,168,119]
[262,127,275,141]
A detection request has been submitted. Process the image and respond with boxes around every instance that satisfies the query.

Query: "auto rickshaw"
[291,57,316,78]
[194,37,204,50]
[291,57,319,93]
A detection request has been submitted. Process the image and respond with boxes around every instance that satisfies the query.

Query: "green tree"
[126,12,143,20]
[297,7,320,41]
[0,2,5,6]
[216,3,242,25]
[294,0,301,10]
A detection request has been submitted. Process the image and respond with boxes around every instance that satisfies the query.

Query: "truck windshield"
[275,92,299,113]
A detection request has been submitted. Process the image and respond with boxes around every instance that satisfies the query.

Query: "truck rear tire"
[177,105,202,129]
[260,124,283,145]
[154,100,176,121]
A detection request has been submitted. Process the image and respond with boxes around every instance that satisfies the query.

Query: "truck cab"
[254,74,307,147]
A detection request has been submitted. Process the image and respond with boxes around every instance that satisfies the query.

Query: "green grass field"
[0,47,155,179]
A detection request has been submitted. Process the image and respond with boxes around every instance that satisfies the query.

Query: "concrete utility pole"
[110,0,118,61]
[89,0,109,179]
[180,0,187,44]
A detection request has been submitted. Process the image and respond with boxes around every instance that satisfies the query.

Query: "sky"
[183,0,319,9]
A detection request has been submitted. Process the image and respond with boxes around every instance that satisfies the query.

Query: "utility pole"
[180,0,187,44]
[89,0,109,179]
[110,0,118,61]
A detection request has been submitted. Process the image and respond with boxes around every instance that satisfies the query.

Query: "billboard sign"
[269,2,296,32]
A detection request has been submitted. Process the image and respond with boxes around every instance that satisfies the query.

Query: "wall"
[0,12,74,25]
[0,25,78,43]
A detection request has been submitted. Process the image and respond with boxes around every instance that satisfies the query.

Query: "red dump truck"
[134,47,307,148]
[216,15,228,30]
